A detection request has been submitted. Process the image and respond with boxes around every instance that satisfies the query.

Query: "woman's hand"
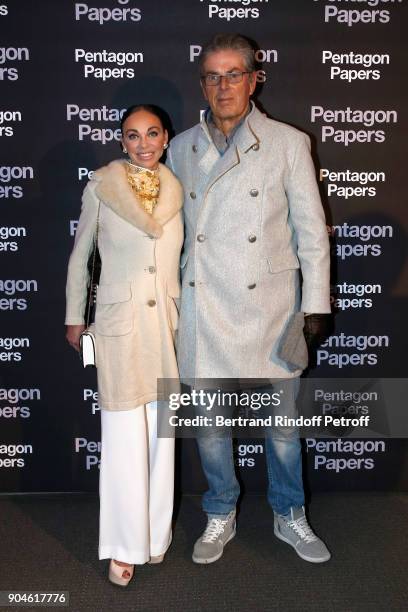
[66,324,86,352]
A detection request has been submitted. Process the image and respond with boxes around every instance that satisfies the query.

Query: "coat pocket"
[180,251,189,280]
[266,253,300,274]
[180,251,189,270]
[166,280,180,334]
[167,295,179,334]
[95,282,133,336]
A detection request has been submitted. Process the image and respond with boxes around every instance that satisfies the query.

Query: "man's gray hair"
[199,33,257,74]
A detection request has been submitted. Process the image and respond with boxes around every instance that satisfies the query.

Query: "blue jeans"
[196,378,305,517]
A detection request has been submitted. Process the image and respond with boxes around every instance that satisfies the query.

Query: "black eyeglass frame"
[200,71,252,86]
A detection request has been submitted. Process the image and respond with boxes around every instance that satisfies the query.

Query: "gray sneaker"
[192,510,236,564]
[274,506,331,563]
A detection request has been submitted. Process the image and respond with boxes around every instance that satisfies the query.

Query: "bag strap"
[85,201,101,328]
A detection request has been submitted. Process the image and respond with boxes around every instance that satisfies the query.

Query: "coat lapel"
[195,119,240,194]
[197,103,262,192]
[206,144,240,190]
[198,123,220,176]
[235,104,261,154]
[94,160,183,238]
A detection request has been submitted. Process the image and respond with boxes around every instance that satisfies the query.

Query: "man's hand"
[303,313,332,349]
[66,324,86,352]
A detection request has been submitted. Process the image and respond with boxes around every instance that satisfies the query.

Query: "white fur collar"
[93,159,183,238]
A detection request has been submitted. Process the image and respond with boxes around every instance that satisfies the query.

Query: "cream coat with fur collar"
[65,160,183,410]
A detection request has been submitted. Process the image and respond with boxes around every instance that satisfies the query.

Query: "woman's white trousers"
[98,401,174,564]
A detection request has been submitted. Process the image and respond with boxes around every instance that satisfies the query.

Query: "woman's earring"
[163,143,168,149]
[123,147,127,154]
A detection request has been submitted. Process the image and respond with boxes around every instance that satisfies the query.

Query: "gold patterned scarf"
[125,161,160,215]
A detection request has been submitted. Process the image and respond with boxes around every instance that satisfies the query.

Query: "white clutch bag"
[79,202,100,369]
[79,327,97,368]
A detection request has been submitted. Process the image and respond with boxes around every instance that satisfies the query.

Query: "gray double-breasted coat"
[167,104,330,380]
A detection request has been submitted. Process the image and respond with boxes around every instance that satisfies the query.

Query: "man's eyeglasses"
[201,71,251,86]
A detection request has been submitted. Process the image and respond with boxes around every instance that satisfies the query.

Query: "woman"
[65,104,183,586]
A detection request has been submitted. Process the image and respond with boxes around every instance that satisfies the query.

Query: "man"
[167,33,331,564]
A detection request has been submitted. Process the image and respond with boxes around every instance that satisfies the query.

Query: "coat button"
[147,299,156,307]
[189,281,195,287]
[190,191,196,199]
[192,145,198,153]
[248,234,257,243]
[250,189,258,197]
[252,143,260,151]
[148,266,156,274]
[247,283,256,290]
[197,234,206,242]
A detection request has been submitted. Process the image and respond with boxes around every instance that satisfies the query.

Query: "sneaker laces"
[287,515,318,543]
[202,517,229,543]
